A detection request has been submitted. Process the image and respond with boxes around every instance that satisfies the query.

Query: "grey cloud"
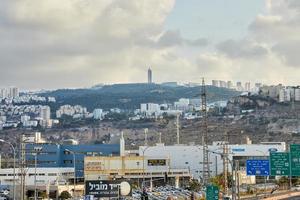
[185,38,209,46]
[157,30,208,47]
[217,39,268,59]
[272,40,300,67]
[157,30,183,47]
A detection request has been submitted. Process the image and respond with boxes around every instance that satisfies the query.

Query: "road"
[281,196,300,200]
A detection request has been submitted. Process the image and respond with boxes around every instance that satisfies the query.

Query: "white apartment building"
[212,80,219,87]
[40,106,51,121]
[140,103,161,116]
[9,87,19,98]
[0,88,8,99]
[279,88,291,102]
[244,82,251,92]
[56,105,88,118]
[93,108,103,120]
[295,88,300,101]
[174,98,190,111]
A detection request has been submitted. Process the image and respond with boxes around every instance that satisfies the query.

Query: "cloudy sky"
[1,0,300,90]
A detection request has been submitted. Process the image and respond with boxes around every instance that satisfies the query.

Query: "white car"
[291,185,300,191]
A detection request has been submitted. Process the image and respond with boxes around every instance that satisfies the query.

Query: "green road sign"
[206,185,219,200]
[270,152,290,176]
[290,144,300,176]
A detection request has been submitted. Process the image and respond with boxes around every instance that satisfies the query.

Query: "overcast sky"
[1,0,300,90]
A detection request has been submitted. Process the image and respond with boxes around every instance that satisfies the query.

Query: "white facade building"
[139,142,286,180]
[0,88,8,99]
[93,109,103,120]
[295,88,300,101]
[0,167,74,186]
[279,88,291,102]
[174,98,190,111]
[9,87,19,98]
[40,106,51,121]
[140,103,161,116]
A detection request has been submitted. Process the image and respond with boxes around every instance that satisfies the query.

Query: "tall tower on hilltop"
[148,67,152,84]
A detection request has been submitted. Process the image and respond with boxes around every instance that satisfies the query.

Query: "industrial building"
[0,167,76,199]
[139,140,286,183]
[25,134,120,178]
[84,133,191,188]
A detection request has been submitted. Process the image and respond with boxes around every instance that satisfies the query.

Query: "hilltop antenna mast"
[201,78,210,184]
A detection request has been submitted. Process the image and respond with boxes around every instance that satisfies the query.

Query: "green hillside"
[41,83,240,111]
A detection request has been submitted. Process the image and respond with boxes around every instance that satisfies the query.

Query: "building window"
[63,160,73,164]
[48,173,57,176]
[185,162,189,165]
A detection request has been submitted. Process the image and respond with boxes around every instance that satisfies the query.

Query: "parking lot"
[132,185,203,200]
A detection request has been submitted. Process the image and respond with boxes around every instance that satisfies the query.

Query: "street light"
[208,150,236,200]
[0,139,16,200]
[65,149,76,197]
[142,146,151,189]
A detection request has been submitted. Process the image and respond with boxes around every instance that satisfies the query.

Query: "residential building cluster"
[134,98,227,120]
[260,84,300,103]
[212,80,262,93]
[56,105,106,120]
[13,95,56,104]
[0,87,19,99]
[0,104,56,130]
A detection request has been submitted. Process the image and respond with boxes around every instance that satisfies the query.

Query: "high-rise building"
[0,88,8,99]
[245,82,251,92]
[219,80,227,88]
[148,67,152,84]
[279,88,291,102]
[227,81,233,89]
[255,83,262,88]
[40,106,51,121]
[295,88,300,101]
[93,109,103,120]
[9,87,19,98]
[212,80,219,87]
[236,81,243,91]
[40,106,51,128]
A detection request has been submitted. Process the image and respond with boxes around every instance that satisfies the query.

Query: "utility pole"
[176,113,180,144]
[201,78,210,185]
[20,134,26,200]
[144,128,148,146]
[223,140,229,196]
[235,160,240,200]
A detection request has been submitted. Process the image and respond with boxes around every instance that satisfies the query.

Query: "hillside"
[41,83,240,111]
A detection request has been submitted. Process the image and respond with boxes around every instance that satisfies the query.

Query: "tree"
[59,191,72,199]
[39,191,48,199]
[189,179,202,192]
[210,173,233,191]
